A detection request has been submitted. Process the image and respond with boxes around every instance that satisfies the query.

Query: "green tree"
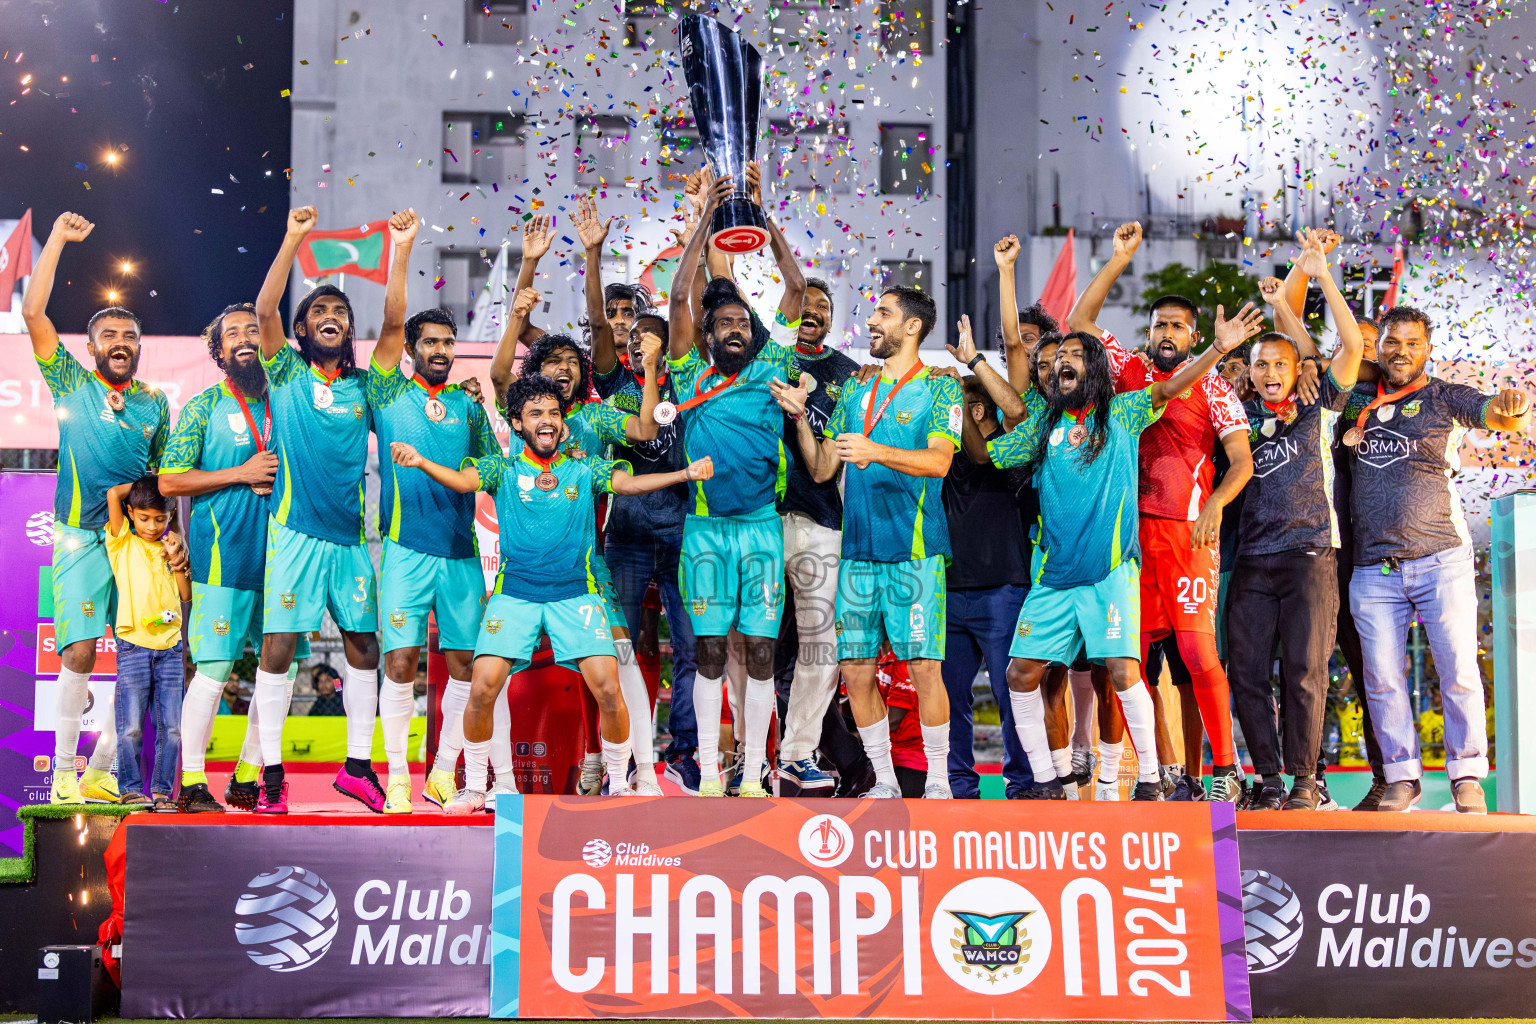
[1133,261,1261,351]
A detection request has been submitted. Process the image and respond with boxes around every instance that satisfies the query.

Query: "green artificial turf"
[0,804,135,884]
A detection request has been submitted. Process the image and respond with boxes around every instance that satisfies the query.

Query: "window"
[464,1,527,45]
[878,123,933,195]
[880,0,934,56]
[766,119,852,195]
[442,113,525,185]
[576,117,635,188]
[879,259,932,292]
[438,250,495,332]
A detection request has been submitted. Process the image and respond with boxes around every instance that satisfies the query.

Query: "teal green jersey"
[370,364,497,559]
[988,387,1163,589]
[667,341,800,518]
[261,345,372,546]
[507,399,631,462]
[825,367,963,563]
[37,345,169,530]
[160,381,272,591]
[472,450,630,602]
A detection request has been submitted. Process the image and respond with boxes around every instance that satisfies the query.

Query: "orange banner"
[507,796,1248,1021]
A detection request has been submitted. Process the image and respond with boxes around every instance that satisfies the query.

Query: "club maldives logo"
[26,509,55,546]
[797,813,854,868]
[234,866,341,972]
[930,877,1052,994]
[582,839,613,869]
[1241,868,1305,974]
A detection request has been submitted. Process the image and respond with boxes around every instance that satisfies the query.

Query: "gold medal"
[653,400,678,425]
[1342,426,1364,447]
[1067,422,1088,446]
[535,471,558,491]
[250,483,273,496]
[425,397,447,423]
[104,389,125,412]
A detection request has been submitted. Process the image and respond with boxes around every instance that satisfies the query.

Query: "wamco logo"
[1357,428,1413,469]
[929,877,1053,994]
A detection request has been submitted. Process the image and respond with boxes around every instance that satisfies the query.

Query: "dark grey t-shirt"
[594,361,688,537]
[1341,376,1491,565]
[778,345,860,531]
[1237,373,1349,557]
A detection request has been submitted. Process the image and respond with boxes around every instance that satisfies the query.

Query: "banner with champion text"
[489,795,1250,1021]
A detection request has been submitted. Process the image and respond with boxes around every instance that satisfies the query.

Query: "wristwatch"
[967,353,986,370]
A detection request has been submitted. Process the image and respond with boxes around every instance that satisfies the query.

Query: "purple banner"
[122,820,495,1018]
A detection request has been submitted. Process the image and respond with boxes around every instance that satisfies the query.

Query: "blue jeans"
[942,585,1034,797]
[1350,545,1488,783]
[605,529,697,756]
[115,640,185,796]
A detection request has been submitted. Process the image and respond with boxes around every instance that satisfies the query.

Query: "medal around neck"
[653,400,678,426]
[535,470,559,492]
[104,388,126,412]
[425,397,447,423]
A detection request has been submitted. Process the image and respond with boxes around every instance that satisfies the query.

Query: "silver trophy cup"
[680,15,769,254]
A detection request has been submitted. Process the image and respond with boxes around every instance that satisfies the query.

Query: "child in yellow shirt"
[106,477,191,808]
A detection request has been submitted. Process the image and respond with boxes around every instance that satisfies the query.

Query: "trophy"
[680,14,769,254]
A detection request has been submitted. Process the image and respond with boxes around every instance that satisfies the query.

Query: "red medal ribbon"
[93,371,131,396]
[1063,404,1097,424]
[1262,398,1295,421]
[676,368,741,413]
[313,363,346,386]
[227,380,272,452]
[521,447,559,473]
[1352,375,1430,435]
[412,374,448,401]
[862,362,925,437]
[795,343,825,356]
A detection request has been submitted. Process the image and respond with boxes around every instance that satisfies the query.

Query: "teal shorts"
[52,524,116,650]
[379,539,487,653]
[262,518,378,635]
[474,591,616,672]
[835,556,947,662]
[191,583,311,664]
[679,510,785,638]
[1011,559,1141,664]
[1215,569,1232,661]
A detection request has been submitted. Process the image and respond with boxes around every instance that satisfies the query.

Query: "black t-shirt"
[943,430,1033,590]
[1213,437,1245,569]
[778,345,860,530]
[1342,376,1491,564]
[594,361,688,537]
[1237,373,1350,557]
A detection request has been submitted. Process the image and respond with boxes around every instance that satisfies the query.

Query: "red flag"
[1037,229,1077,325]
[0,209,34,313]
[294,219,392,285]
[1381,239,1405,312]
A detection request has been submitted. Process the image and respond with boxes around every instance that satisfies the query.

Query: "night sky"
[0,0,293,335]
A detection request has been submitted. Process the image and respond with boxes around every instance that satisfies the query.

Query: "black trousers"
[1228,548,1340,777]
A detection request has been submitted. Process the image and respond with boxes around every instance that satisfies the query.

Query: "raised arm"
[256,206,317,359]
[1281,227,1340,318]
[105,482,132,538]
[747,162,806,323]
[372,208,419,373]
[575,197,620,376]
[22,212,96,361]
[1149,302,1265,408]
[669,170,730,361]
[389,442,480,493]
[1294,232,1365,389]
[993,235,1031,396]
[769,377,842,483]
[1066,221,1141,338]
[1259,276,1316,358]
[948,314,1025,422]
[625,331,664,442]
[514,215,552,344]
[490,286,541,400]
[610,456,714,496]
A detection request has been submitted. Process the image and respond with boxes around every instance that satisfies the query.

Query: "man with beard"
[771,288,964,799]
[249,206,394,813]
[368,211,499,813]
[666,172,804,797]
[992,305,1264,800]
[159,302,309,812]
[388,376,714,811]
[1341,306,1529,812]
[24,212,173,805]
[1069,221,1252,803]
[994,234,1060,414]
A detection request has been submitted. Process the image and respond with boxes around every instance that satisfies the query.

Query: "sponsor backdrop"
[121,819,494,1018]
[491,796,1250,1021]
[1240,824,1536,1018]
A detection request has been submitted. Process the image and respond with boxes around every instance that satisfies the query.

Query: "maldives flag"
[295,219,391,284]
[1037,228,1077,325]
[0,208,34,312]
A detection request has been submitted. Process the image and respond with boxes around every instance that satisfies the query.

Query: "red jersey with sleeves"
[1101,331,1249,521]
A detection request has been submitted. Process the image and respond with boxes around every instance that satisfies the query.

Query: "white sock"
[921,723,950,791]
[254,668,291,765]
[240,668,293,768]
[1069,670,1096,750]
[53,667,92,766]
[342,664,379,760]
[693,673,725,780]
[742,675,775,781]
[464,737,490,793]
[433,676,472,774]
[87,679,117,772]
[1118,684,1162,783]
[1098,741,1123,784]
[614,641,656,778]
[490,689,514,779]
[857,718,899,789]
[1008,689,1057,782]
[1051,747,1074,779]
[601,737,632,792]
[379,675,415,776]
[180,672,226,774]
